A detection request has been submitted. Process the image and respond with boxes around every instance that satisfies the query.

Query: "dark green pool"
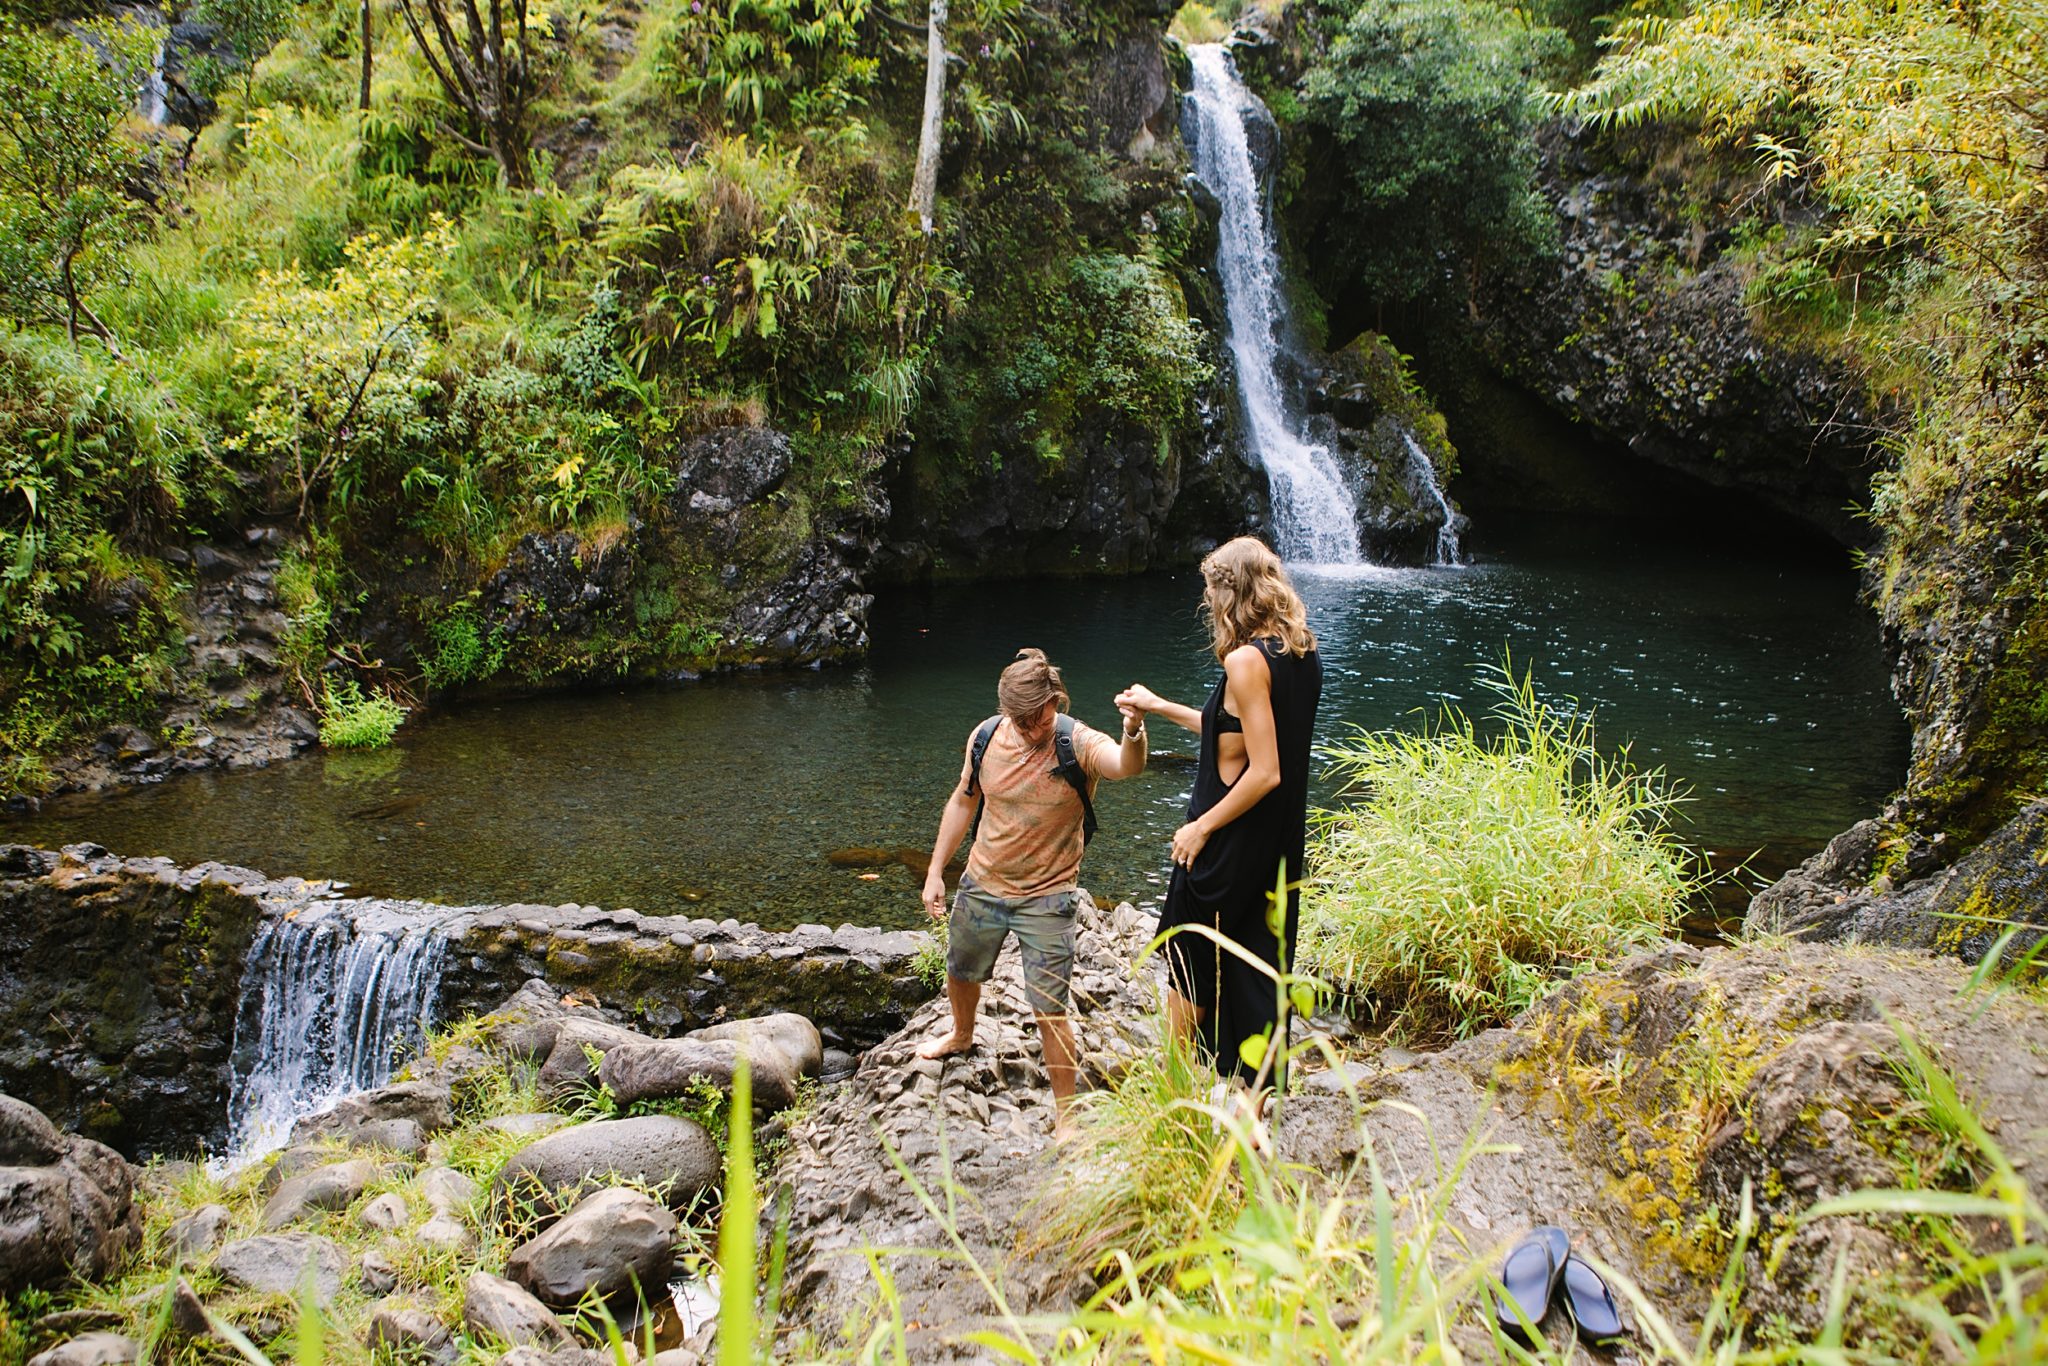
[9,517,1908,930]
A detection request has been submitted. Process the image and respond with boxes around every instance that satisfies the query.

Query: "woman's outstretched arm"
[1117,683,1202,735]
[1171,646,1280,868]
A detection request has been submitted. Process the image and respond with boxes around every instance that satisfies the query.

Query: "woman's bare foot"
[915,1031,974,1060]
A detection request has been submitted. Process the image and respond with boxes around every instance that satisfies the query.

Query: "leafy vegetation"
[316,678,407,747]
[1301,663,1694,1040]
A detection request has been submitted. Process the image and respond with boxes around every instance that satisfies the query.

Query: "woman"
[1117,537,1322,1087]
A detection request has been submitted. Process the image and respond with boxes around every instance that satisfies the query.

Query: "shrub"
[318,677,407,748]
[1300,662,1695,1040]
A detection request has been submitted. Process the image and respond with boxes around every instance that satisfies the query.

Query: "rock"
[261,1145,340,1193]
[419,1166,479,1216]
[821,1048,857,1080]
[687,1012,824,1079]
[358,1192,408,1233]
[499,1350,613,1366]
[167,1279,210,1340]
[25,1333,139,1366]
[416,1213,475,1254]
[290,1083,454,1147]
[348,1118,427,1157]
[536,1019,652,1101]
[0,1093,141,1296]
[598,1037,799,1112]
[212,1233,348,1304]
[261,1158,377,1229]
[360,1248,400,1295]
[462,1271,571,1349]
[482,981,603,1061]
[367,1302,453,1356]
[164,1203,231,1256]
[506,1187,677,1308]
[494,1116,721,1213]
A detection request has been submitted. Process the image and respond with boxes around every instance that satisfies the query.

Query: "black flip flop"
[1494,1225,1570,1345]
[1561,1254,1626,1344]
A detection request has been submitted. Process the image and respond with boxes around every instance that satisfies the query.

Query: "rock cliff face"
[1456,129,1888,548]
[0,845,930,1157]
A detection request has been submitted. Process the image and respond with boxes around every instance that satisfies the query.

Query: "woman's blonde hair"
[1200,537,1316,662]
[997,647,1070,721]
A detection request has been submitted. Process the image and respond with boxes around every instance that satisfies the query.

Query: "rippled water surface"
[11,519,1908,930]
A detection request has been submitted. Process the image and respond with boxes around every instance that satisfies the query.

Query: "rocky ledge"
[0,845,930,1156]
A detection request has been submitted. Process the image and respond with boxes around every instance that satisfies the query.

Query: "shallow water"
[10,518,1908,931]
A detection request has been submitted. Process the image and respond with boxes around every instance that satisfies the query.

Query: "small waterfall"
[1402,431,1464,567]
[224,907,453,1160]
[1185,44,1364,567]
[139,42,170,126]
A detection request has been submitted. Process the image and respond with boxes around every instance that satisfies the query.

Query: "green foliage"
[1168,1,1232,43]
[653,0,878,134]
[1298,0,1566,306]
[1301,662,1694,1040]
[317,677,407,747]
[229,219,454,521]
[0,16,155,349]
[420,600,505,689]
[910,917,948,991]
[188,0,296,100]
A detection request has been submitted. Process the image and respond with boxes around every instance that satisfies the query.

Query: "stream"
[10,516,1907,934]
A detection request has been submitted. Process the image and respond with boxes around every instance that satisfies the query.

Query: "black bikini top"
[1214,708,1243,735]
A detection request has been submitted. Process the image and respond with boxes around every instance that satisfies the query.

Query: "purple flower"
[702,274,714,286]
[978,43,989,55]
[690,2,702,12]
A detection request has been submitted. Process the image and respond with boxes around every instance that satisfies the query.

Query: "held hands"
[922,871,949,921]
[1116,683,1164,717]
[1171,820,1209,868]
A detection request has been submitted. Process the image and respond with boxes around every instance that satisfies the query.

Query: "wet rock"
[290,1082,453,1147]
[164,1203,231,1257]
[505,1187,677,1307]
[367,1301,454,1357]
[261,1158,377,1229]
[495,1116,720,1214]
[212,1233,348,1304]
[598,1036,799,1112]
[462,1271,571,1349]
[25,1333,139,1366]
[0,1094,141,1296]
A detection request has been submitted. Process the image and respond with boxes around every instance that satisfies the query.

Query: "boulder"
[347,1118,427,1158]
[0,1094,141,1296]
[25,1334,139,1366]
[360,1249,400,1295]
[598,1037,799,1112]
[416,1213,476,1254]
[166,1279,210,1341]
[494,1116,720,1213]
[419,1166,479,1216]
[289,1082,454,1147]
[261,1159,377,1230]
[505,1187,676,1308]
[481,981,610,1062]
[687,1012,823,1079]
[536,1019,651,1102]
[367,1301,454,1357]
[462,1271,571,1349]
[260,1145,341,1193]
[358,1192,408,1233]
[212,1233,348,1304]
[165,1203,231,1257]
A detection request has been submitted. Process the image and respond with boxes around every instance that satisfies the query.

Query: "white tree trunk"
[907,0,948,233]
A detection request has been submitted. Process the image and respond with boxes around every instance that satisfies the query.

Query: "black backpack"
[967,713,1098,846]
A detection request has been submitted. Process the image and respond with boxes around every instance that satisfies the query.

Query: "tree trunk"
[907,0,947,233]
[359,0,373,111]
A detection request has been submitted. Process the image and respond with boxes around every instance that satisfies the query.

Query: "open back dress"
[1156,635,1322,1086]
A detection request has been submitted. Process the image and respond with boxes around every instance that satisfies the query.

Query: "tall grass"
[1302,662,1697,1040]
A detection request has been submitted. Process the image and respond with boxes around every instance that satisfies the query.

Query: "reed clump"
[1301,662,1697,1040]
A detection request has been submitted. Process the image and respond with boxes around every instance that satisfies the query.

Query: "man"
[916,647,1148,1131]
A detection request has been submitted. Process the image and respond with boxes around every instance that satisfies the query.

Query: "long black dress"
[1157,636,1322,1086]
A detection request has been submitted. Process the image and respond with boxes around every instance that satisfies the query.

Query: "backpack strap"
[1053,713,1099,846]
[965,714,1099,847]
[966,716,1002,843]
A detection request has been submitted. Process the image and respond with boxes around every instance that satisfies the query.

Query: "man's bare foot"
[915,1032,974,1060]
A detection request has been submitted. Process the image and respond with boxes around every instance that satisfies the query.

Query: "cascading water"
[1402,431,1464,567]
[1185,44,1364,567]
[224,907,453,1160]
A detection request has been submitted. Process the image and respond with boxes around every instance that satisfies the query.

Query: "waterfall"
[1402,431,1464,567]
[1185,44,1364,567]
[224,907,453,1159]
